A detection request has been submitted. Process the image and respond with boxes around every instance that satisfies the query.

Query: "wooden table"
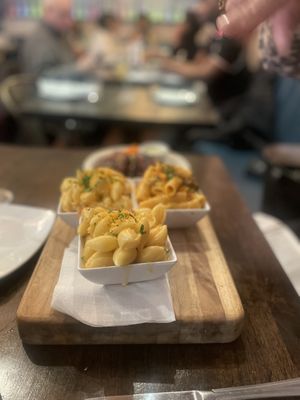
[18,81,219,129]
[0,145,299,400]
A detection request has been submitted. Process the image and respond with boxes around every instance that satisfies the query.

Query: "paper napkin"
[254,212,300,297]
[51,238,175,327]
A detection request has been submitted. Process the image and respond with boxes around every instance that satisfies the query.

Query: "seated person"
[130,14,154,47]
[162,36,252,110]
[78,14,123,70]
[21,0,75,75]
[172,11,202,61]
[160,0,252,112]
[124,14,157,67]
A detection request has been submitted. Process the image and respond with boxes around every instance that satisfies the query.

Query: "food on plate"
[136,163,206,209]
[79,205,169,268]
[60,168,132,212]
[93,145,157,177]
[140,141,169,159]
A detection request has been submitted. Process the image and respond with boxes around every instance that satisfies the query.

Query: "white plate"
[37,78,102,101]
[254,212,300,297]
[82,145,192,172]
[126,69,160,84]
[0,204,55,280]
[152,87,199,107]
[78,236,177,285]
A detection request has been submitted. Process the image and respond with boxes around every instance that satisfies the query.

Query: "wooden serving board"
[17,218,244,344]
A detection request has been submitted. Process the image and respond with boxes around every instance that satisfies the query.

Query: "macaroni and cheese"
[60,167,132,212]
[79,204,169,268]
[136,163,206,209]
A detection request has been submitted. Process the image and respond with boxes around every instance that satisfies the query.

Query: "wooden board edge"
[17,218,245,345]
[17,219,74,322]
[203,217,245,325]
[17,314,244,345]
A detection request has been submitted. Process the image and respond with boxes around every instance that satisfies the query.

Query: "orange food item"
[124,144,139,156]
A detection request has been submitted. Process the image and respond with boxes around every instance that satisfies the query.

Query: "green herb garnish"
[140,224,146,235]
[81,175,91,190]
[164,165,175,181]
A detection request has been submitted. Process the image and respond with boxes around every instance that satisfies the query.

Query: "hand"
[145,49,168,62]
[217,0,300,56]
[161,59,183,74]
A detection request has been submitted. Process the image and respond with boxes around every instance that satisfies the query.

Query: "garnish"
[140,224,146,235]
[164,165,175,181]
[81,175,91,190]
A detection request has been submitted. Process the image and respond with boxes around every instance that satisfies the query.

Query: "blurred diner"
[22,0,75,75]
[78,13,123,71]
[150,0,252,116]
[172,11,203,61]
[129,14,155,48]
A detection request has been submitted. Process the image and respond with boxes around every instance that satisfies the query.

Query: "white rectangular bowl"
[57,181,137,229]
[57,201,79,229]
[131,179,211,229]
[78,237,177,286]
[165,202,211,229]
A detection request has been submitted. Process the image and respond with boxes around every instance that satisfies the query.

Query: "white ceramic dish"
[57,201,78,229]
[126,69,160,84]
[132,179,211,229]
[81,144,192,172]
[37,78,102,101]
[0,204,55,280]
[165,202,211,228]
[152,87,199,107]
[139,141,170,161]
[254,212,300,297]
[78,237,177,285]
[159,72,186,86]
[57,179,137,228]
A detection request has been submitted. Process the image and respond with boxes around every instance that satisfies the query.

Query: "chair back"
[0,74,34,117]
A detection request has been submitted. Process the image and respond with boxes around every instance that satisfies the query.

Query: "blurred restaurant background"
[0,0,299,234]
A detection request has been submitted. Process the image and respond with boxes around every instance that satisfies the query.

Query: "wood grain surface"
[21,83,220,129]
[17,216,244,345]
[0,145,299,400]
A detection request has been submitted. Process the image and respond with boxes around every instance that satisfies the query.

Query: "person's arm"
[161,53,229,80]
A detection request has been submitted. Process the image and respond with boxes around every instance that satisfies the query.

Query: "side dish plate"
[0,204,55,280]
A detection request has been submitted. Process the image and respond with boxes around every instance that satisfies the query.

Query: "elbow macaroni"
[136,163,206,209]
[79,205,169,268]
[60,167,132,212]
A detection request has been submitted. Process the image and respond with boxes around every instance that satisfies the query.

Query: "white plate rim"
[0,204,55,280]
[81,145,192,173]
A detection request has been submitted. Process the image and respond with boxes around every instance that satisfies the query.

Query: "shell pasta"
[79,205,169,268]
[60,167,132,212]
[136,163,206,209]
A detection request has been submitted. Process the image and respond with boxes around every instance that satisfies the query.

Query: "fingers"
[225,0,243,14]
[217,0,286,38]
[271,0,300,56]
[271,8,295,56]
